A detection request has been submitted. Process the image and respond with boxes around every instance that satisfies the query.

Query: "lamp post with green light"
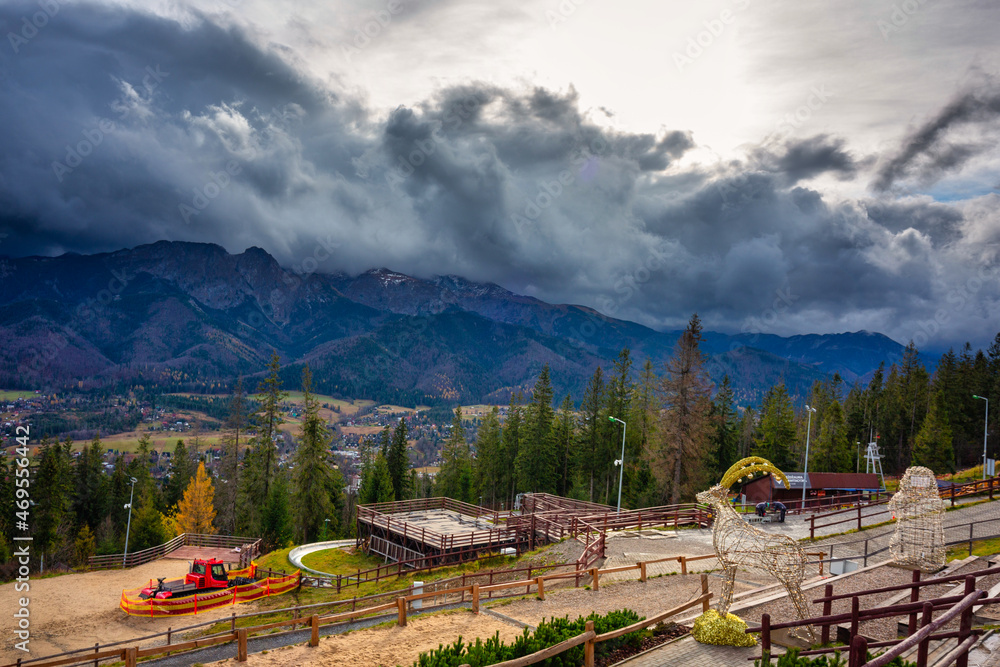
[609,416,626,513]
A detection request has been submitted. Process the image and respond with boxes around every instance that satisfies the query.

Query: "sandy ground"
[210,572,741,667]
[222,611,525,667]
[0,559,265,663]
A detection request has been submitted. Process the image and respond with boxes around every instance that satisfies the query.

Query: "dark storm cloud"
[872,83,1000,192]
[753,135,857,185]
[0,2,996,348]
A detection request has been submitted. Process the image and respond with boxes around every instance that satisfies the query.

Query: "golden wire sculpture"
[888,466,945,572]
[695,457,813,643]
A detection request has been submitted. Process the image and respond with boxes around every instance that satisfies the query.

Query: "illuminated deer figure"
[697,457,813,637]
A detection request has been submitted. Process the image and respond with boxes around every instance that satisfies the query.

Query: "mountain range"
[0,241,910,405]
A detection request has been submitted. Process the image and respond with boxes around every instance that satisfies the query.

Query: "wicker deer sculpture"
[697,457,813,637]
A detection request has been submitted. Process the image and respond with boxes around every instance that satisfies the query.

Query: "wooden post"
[584,620,595,667]
[472,584,480,614]
[397,597,407,627]
[908,569,921,636]
[590,568,599,591]
[680,556,688,575]
[639,562,647,582]
[821,584,833,645]
[952,484,956,507]
[857,504,862,532]
[125,648,137,667]
[761,614,771,662]
[536,577,545,601]
[917,602,933,667]
[849,634,868,667]
[957,576,976,667]
[94,642,99,667]
[232,611,237,632]
[701,574,710,612]
[969,523,975,556]
[810,515,815,540]
[310,614,320,647]
[850,596,860,638]
[237,628,248,662]
[991,475,994,501]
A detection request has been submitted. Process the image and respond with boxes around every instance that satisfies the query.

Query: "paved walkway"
[617,635,761,667]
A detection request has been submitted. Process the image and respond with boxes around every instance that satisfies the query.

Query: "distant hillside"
[0,242,908,405]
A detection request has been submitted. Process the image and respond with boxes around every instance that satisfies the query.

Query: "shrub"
[757,648,916,667]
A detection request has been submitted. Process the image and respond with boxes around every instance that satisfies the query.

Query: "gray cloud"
[872,82,1000,192]
[0,2,997,351]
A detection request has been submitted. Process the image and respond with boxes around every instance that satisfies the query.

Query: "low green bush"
[410,609,644,667]
[757,647,916,667]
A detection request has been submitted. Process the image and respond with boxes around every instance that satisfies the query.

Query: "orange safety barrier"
[119,565,299,617]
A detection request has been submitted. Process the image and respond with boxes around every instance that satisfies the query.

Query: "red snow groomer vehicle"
[139,558,254,600]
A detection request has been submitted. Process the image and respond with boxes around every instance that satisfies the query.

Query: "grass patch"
[0,390,37,400]
[946,536,1000,561]
[238,542,562,621]
[300,547,384,575]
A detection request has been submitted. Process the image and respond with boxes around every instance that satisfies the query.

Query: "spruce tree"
[501,395,522,509]
[576,367,605,502]
[34,437,74,563]
[516,366,556,493]
[219,377,248,534]
[913,391,954,473]
[710,375,739,479]
[164,439,193,509]
[438,406,473,502]
[813,400,852,473]
[254,350,287,498]
[292,366,334,542]
[387,418,411,501]
[553,395,575,497]
[474,407,502,507]
[359,453,395,505]
[753,385,796,471]
[657,314,714,503]
[74,434,107,530]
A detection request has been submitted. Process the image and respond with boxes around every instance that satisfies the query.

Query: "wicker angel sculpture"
[888,466,945,572]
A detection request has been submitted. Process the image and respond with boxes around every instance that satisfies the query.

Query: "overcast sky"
[1,0,998,351]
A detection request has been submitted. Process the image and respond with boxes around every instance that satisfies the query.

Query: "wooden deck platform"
[164,545,244,563]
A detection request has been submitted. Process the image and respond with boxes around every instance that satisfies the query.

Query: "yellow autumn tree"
[166,461,217,535]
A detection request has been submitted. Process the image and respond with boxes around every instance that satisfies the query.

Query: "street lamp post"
[322,518,330,541]
[123,476,138,567]
[802,406,817,508]
[609,416,626,514]
[974,395,989,480]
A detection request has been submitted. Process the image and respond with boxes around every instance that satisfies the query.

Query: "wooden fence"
[87,533,262,570]
[805,476,1000,539]
[2,558,717,667]
[455,587,713,667]
[748,566,1000,667]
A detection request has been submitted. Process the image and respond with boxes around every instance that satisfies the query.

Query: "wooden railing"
[357,497,519,556]
[454,585,712,667]
[87,534,261,569]
[748,567,1000,667]
[805,476,1000,539]
[5,555,718,667]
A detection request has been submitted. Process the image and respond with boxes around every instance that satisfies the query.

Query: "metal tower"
[865,440,886,491]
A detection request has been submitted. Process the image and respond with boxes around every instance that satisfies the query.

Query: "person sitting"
[772,501,787,523]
